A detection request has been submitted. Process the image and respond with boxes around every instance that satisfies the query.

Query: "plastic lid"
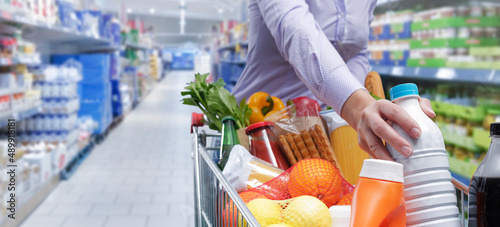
[359,159,404,183]
[329,205,351,227]
[390,83,419,101]
[245,121,273,134]
[491,123,500,136]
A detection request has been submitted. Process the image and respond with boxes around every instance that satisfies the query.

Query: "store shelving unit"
[0,10,120,52]
[218,41,248,51]
[0,105,42,128]
[220,59,246,64]
[371,65,500,85]
[125,42,149,50]
[0,7,154,226]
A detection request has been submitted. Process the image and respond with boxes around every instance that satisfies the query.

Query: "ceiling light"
[127,8,132,13]
[150,8,155,14]
[218,8,224,14]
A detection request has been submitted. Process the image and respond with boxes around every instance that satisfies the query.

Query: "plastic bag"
[223,145,284,192]
[320,109,370,185]
[265,104,342,175]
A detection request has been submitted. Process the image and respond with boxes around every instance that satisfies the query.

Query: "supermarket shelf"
[0,105,42,128]
[60,142,94,180]
[0,55,41,66]
[218,42,248,51]
[125,42,149,50]
[0,174,59,227]
[375,0,499,13]
[451,171,471,187]
[0,87,25,97]
[0,10,119,51]
[220,59,247,64]
[370,65,500,85]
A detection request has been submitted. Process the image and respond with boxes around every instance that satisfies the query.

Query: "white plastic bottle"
[386,83,461,227]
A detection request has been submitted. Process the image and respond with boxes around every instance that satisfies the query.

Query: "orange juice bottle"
[350,159,406,227]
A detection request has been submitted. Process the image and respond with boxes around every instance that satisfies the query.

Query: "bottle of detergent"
[387,83,460,226]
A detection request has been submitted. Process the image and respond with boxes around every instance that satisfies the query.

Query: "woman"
[232,0,436,160]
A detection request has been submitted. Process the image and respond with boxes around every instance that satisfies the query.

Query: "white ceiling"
[103,0,245,21]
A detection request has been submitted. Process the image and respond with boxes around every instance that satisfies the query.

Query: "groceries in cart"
[186,71,465,226]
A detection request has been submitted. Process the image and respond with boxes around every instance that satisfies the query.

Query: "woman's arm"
[255,0,364,114]
[255,0,434,160]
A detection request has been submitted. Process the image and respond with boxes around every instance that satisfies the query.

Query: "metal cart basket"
[191,121,470,227]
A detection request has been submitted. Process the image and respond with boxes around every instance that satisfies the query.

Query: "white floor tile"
[130,204,168,215]
[20,216,66,227]
[61,216,106,227]
[78,193,117,204]
[50,204,93,216]
[90,204,131,216]
[115,194,153,204]
[104,216,147,227]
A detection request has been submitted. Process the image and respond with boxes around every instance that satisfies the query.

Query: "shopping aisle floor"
[21,71,199,227]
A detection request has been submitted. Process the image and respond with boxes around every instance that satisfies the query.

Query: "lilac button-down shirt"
[232,0,378,113]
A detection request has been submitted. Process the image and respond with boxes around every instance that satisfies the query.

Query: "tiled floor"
[21,71,199,227]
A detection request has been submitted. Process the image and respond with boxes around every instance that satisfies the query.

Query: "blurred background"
[0,0,499,226]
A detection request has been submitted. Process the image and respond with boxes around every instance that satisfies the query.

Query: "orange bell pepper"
[247,92,285,124]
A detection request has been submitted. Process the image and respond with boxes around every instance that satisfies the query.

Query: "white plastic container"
[386,83,460,227]
[330,205,351,227]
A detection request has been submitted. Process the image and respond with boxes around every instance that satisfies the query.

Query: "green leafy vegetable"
[181,73,251,131]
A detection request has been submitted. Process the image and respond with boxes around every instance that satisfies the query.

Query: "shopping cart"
[191,113,470,227]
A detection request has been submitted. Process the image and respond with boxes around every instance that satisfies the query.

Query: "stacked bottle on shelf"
[18,64,81,161]
[409,4,500,68]
[368,11,413,66]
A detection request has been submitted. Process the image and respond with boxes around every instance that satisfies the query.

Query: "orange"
[223,191,268,226]
[336,192,353,205]
[288,159,343,207]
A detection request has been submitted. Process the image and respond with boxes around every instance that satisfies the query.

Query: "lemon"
[283,195,332,227]
[244,198,283,226]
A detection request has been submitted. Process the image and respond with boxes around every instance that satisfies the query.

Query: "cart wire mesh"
[192,125,261,227]
[191,124,470,227]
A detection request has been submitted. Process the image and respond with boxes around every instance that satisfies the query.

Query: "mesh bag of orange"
[223,158,354,227]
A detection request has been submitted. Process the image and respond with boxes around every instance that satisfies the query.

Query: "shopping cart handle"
[191,113,204,133]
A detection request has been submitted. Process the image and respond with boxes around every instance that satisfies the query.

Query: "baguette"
[285,133,303,161]
[279,135,297,165]
[301,130,321,159]
[292,133,311,159]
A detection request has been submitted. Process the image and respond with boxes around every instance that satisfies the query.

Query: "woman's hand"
[341,90,436,160]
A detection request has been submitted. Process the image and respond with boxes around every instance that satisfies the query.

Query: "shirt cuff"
[320,65,367,114]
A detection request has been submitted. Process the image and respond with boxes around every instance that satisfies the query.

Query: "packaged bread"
[265,104,343,175]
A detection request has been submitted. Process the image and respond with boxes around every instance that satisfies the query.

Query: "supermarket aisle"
[21,71,198,227]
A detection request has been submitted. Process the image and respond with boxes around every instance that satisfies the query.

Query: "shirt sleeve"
[255,0,366,114]
[346,48,370,85]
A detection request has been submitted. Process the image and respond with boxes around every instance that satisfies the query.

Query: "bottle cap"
[491,123,500,136]
[245,121,273,135]
[221,116,236,123]
[359,159,404,183]
[390,83,419,101]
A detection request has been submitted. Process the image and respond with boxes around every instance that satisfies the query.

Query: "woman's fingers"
[366,112,413,157]
[378,100,421,139]
[419,98,436,118]
[358,129,393,161]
